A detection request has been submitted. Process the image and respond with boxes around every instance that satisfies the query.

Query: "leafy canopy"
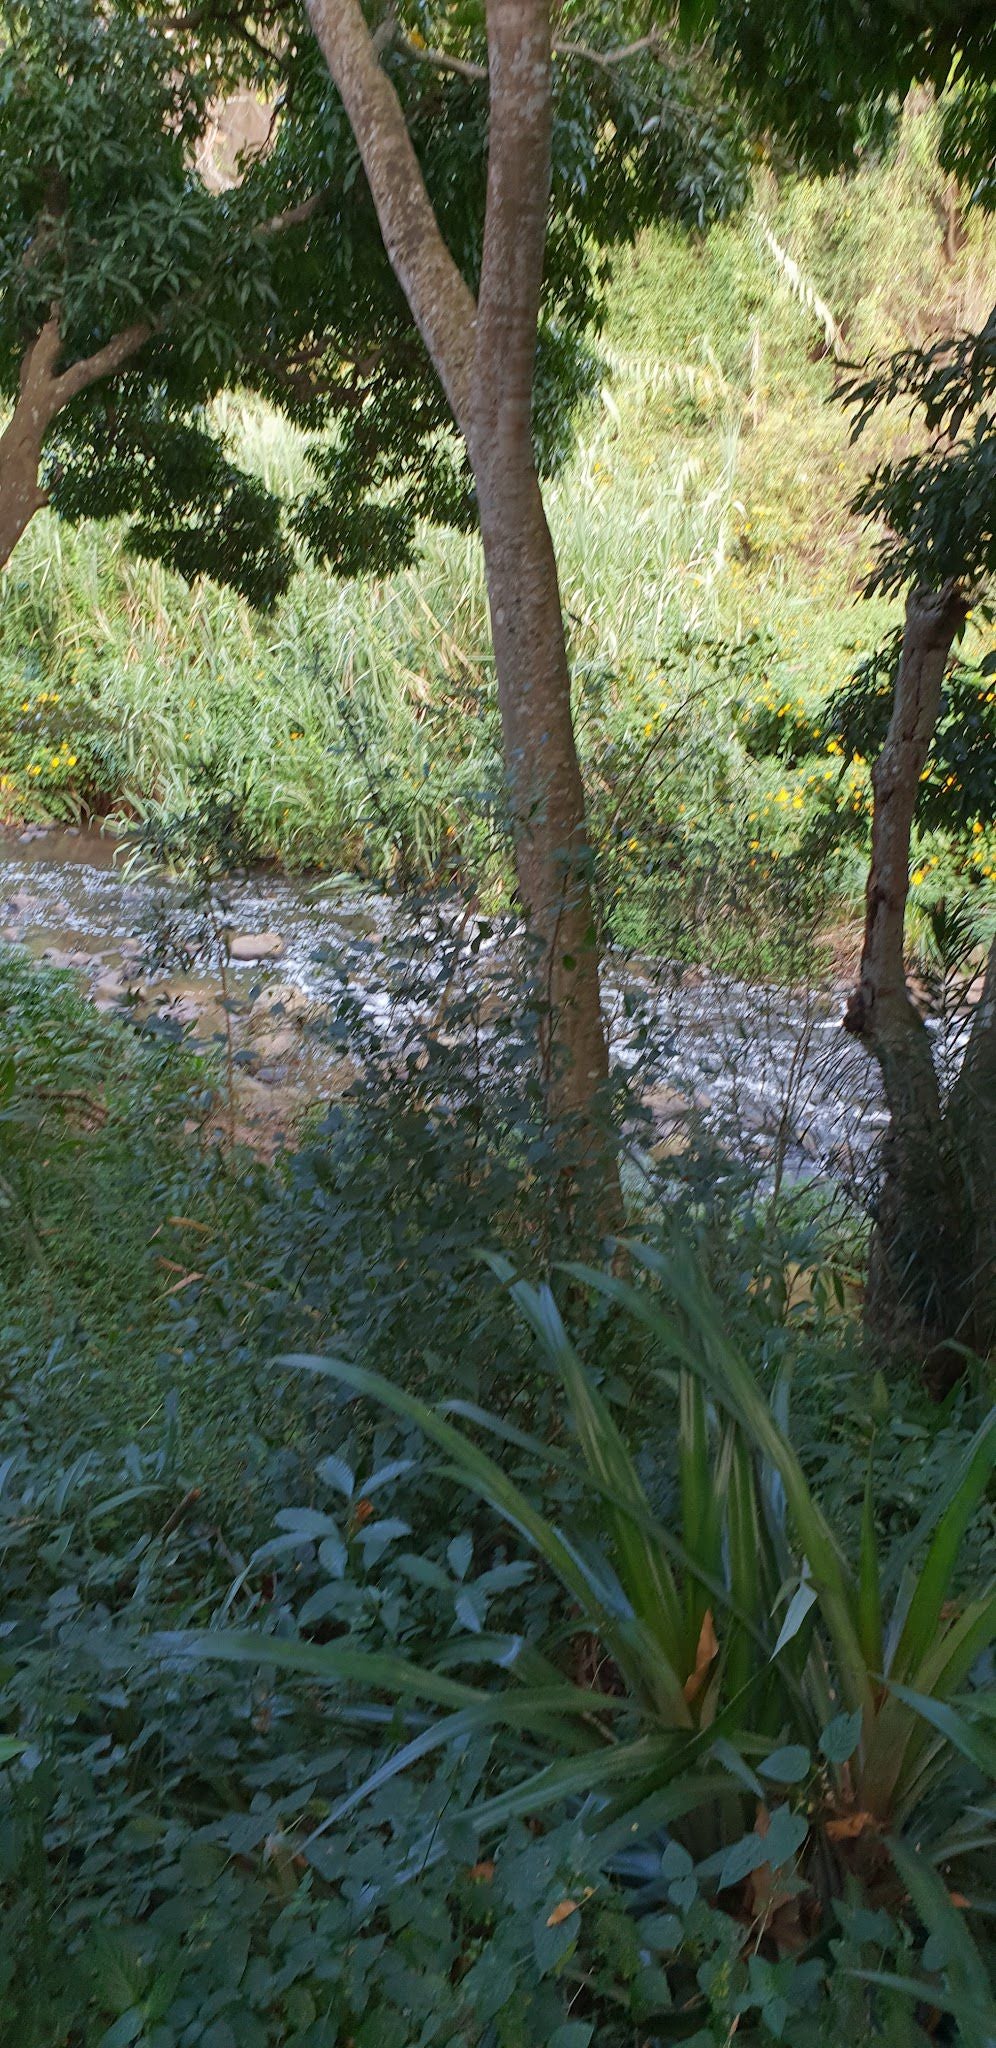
[1,0,746,603]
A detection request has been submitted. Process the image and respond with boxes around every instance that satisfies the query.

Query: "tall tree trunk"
[844,580,983,1360]
[467,0,608,1123]
[306,0,616,1187]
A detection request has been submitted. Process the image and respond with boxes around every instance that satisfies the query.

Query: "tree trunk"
[843,580,990,1364]
[0,312,151,574]
[474,459,609,1118]
[0,318,62,572]
[466,0,609,1128]
[306,0,617,1194]
[947,932,996,1354]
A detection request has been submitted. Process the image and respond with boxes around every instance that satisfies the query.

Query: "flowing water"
[1,823,886,1187]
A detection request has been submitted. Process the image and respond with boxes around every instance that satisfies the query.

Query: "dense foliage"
[3,12,996,2043]
[0,0,744,600]
[1,956,995,2043]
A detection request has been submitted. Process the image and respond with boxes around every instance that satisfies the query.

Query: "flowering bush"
[0,664,117,819]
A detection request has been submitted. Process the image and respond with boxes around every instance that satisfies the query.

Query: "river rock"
[159,993,202,1027]
[253,1025,296,1061]
[250,981,308,1020]
[228,931,284,963]
[6,891,43,917]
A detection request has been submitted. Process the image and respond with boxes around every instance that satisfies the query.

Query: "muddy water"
[1,824,885,1184]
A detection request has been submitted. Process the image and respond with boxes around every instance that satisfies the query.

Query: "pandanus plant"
[200,1241,996,1884]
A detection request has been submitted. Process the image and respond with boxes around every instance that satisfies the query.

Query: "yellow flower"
[775,788,789,805]
[28,764,40,776]
[67,754,77,767]
[644,722,653,737]
[791,793,804,810]
[973,820,983,836]
[20,700,29,712]
[911,868,925,885]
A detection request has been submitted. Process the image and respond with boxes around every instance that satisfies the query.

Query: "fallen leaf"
[546,1899,580,1927]
[683,1608,719,1704]
[825,1811,877,1841]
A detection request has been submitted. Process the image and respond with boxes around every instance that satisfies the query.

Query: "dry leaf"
[825,1811,877,1841]
[468,1861,495,1884]
[546,1899,580,1927]
[683,1608,719,1704]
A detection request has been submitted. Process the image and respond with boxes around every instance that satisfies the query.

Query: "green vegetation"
[3,8,996,2041]
[2,959,995,2044]
[3,115,994,966]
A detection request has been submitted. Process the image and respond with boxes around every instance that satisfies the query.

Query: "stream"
[1,823,886,1188]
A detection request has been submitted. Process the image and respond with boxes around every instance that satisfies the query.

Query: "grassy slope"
[1,105,994,953]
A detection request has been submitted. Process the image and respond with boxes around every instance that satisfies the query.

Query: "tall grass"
[3,106,994,943]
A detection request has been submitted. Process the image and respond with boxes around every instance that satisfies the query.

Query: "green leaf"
[759,1744,811,1784]
[888,1836,995,2031]
[283,1349,689,1722]
[886,1682,996,1781]
[718,1827,775,1891]
[888,1406,996,1684]
[858,1448,884,1672]
[495,1276,691,1721]
[820,1710,862,1765]
[564,1244,872,1720]
[273,1506,342,1539]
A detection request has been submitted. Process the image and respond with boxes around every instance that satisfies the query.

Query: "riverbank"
[1,822,885,1193]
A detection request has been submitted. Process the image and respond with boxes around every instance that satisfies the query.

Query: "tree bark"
[306,0,616,1173]
[467,0,608,1120]
[0,311,152,573]
[0,318,63,571]
[844,580,981,1359]
[948,932,996,1352]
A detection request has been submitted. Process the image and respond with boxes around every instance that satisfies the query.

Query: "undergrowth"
[2,956,994,2043]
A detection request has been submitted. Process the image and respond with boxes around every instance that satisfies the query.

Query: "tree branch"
[305,0,477,427]
[551,29,669,68]
[390,24,669,84]
[53,321,153,405]
[253,184,331,236]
